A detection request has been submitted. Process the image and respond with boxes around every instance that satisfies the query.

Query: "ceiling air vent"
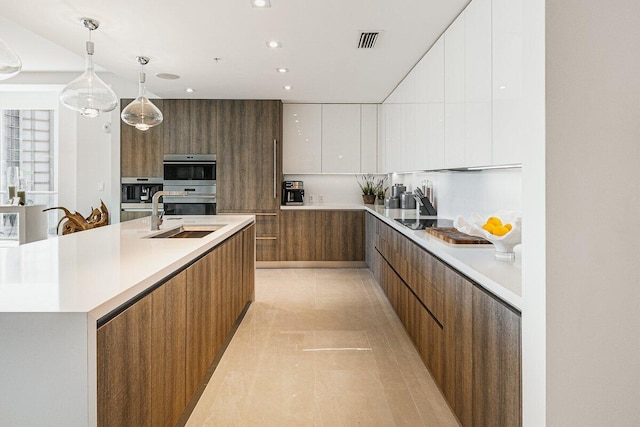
[357,32,379,49]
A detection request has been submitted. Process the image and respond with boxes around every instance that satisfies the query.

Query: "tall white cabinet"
[283,104,378,174]
[381,0,526,172]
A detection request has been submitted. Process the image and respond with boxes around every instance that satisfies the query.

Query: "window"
[1,109,58,241]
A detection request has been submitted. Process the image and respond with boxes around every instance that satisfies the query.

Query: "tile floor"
[186,268,459,426]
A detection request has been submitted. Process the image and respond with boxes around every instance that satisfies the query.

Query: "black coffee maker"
[282,181,304,205]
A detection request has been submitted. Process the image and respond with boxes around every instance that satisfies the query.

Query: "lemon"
[492,225,509,236]
[505,223,513,231]
[482,223,495,233]
[487,216,503,227]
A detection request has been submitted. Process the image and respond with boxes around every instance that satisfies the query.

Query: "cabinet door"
[492,0,524,165]
[120,210,149,222]
[185,251,215,398]
[163,99,191,154]
[213,233,244,351]
[360,104,378,173]
[442,267,473,427]
[217,100,282,212]
[444,13,466,168]
[464,0,492,167]
[282,104,321,173]
[97,296,152,427]
[425,37,445,170]
[384,103,403,172]
[321,104,361,173]
[190,99,217,154]
[120,98,164,177]
[279,210,321,261]
[472,286,522,426]
[242,223,256,304]
[322,210,365,261]
[151,272,187,427]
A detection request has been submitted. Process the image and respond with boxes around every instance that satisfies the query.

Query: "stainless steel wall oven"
[162,154,216,215]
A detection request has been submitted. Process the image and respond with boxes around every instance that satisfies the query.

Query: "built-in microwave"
[163,154,216,185]
[163,154,216,215]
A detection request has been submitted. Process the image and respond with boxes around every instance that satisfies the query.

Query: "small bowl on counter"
[454,212,522,261]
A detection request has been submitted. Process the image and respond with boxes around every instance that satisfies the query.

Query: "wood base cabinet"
[366,213,521,426]
[280,210,365,261]
[97,225,255,427]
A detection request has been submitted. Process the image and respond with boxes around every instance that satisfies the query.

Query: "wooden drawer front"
[376,220,443,324]
[257,237,279,261]
[255,213,279,237]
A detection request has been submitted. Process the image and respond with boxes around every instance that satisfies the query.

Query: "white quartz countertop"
[283,203,522,309]
[0,215,254,317]
[365,205,522,310]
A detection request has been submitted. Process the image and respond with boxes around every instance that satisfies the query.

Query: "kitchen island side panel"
[0,312,92,427]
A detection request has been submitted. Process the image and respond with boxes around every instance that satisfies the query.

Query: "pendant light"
[0,38,22,80]
[120,56,163,131]
[60,18,117,118]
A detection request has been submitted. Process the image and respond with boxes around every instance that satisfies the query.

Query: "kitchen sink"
[148,224,226,239]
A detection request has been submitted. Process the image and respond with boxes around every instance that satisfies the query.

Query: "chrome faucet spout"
[150,190,189,230]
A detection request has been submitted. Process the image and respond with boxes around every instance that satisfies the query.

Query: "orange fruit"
[482,223,495,233]
[492,225,509,236]
[487,216,502,227]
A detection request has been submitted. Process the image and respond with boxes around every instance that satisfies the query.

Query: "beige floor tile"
[186,268,459,427]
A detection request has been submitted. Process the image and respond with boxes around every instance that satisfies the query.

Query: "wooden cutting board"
[426,227,490,245]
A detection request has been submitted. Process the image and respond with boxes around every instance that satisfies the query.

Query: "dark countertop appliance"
[282,181,304,205]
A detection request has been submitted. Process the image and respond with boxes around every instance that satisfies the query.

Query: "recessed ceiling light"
[276,67,289,73]
[267,41,281,48]
[283,85,293,91]
[185,88,195,93]
[251,0,271,7]
[156,73,180,80]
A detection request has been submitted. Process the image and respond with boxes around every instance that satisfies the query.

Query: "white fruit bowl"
[454,211,522,261]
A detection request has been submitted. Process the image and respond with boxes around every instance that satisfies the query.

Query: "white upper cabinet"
[464,0,492,167]
[283,103,379,174]
[444,12,466,168]
[360,104,378,173]
[322,104,361,173]
[283,104,322,174]
[425,36,445,169]
[492,0,523,165]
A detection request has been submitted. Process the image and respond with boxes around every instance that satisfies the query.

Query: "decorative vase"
[362,194,376,204]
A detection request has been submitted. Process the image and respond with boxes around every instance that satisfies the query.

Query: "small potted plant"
[357,174,377,204]
[375,176,388,205]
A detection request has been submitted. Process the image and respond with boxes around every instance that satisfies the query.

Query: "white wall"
[1,72,141,225]
[284,174,373,205]
[545,0,640,424]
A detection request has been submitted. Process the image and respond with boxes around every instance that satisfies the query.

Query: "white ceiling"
[0,0,469,103]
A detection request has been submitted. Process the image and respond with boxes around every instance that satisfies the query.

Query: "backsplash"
[392,168,522,219]
[285,168,522,220]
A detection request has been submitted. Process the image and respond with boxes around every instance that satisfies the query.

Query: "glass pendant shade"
[0,38,22,80]
[121,57,163,131]
[60,19,118,118]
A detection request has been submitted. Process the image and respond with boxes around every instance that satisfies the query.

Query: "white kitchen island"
[0,214,254,427]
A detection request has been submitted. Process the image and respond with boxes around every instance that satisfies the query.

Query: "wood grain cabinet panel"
[280,210,365,261]
[216,100,282,213]
[442,267,474,427]
[367,213,521,426]
[97,295,153,427]
[151,272,187,427]
[185,251,215,398]
[163,99,217,154]
[242,224,256,304]
[472,286,522,426]
[120,98,164,178]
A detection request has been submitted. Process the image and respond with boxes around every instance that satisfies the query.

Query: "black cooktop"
[394,218,454,230]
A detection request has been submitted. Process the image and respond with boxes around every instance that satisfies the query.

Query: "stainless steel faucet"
[150,190,189,230]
